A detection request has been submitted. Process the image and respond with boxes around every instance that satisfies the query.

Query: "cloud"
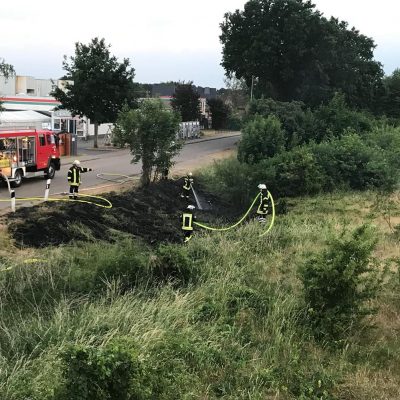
[1,0,398,86]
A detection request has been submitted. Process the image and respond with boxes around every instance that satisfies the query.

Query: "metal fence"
[177,121,201,139]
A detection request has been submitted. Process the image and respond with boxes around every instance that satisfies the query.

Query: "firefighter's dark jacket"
[68,166,91,186]
[257,192,269,215]
[183,176,193,190]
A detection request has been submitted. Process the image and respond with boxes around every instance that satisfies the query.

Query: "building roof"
[0,110,51,125]
[1,96,61,112]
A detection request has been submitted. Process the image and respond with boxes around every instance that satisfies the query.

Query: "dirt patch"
[4,179,233,248]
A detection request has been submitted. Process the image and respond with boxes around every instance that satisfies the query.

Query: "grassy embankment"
[0,184,399,398]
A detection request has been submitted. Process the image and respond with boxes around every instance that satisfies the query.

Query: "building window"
[53,119,61,130]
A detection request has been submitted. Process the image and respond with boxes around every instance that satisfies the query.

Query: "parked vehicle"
[0,129,61,187]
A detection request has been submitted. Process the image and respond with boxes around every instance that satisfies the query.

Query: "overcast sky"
[0,0,398,88]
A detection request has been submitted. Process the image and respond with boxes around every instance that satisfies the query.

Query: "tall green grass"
[0,191,399,399]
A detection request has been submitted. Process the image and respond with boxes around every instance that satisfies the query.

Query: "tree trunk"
[141,158,151,187]
[94,122,99,148]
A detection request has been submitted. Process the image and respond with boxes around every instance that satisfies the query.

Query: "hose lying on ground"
[193,190,275,237]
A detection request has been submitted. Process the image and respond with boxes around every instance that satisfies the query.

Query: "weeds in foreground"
[0,191,399,398]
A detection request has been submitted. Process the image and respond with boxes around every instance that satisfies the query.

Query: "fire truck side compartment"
[0,130,61,184]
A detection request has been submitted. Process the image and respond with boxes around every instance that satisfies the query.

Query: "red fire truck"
[0,129,61,187]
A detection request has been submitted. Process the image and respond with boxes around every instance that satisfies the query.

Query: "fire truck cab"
[0,129,61,187]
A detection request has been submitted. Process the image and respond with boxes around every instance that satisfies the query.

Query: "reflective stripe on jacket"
[183,177,193,190]
[257,194,269,215]
[182,213,194,231]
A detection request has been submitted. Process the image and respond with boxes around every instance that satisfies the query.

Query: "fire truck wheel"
[11,169,23,188]
[45,163,56,179]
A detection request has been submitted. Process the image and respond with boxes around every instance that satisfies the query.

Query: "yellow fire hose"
[193,190,275,237]
[0,193,112,209]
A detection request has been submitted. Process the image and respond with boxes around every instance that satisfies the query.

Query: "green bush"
[238,114,285,163]
[152,243,199,285]
[246,95,374,149]
[246,98,317,148]
[312,132,398,191]
[60,343,141,400]
[198,157,254,207]
[299,225,382,341]
[366,124,400,186]
[226,112,243,130]
[313,93,373,141]
[255,145,326,197]
[66,240,151,294]
[201,123,400,202]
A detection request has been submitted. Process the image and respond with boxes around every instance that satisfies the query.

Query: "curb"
[61,155,104,164]
[80,146,120,152]
[75,132,241,154]
[184,133,241,145]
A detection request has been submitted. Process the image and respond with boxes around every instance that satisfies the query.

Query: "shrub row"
[242,94,375,157]
[202,125,400,206]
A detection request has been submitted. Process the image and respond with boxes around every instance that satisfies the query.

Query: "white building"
[0,74,109,138]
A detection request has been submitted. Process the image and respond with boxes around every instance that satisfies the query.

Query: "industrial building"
[1,75,217,137]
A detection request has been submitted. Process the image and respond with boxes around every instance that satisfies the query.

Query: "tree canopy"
[0,58,15,79]
[52,38,136,147]
[113,100,182,186]
[382,69,400,119]
[171,82,201,122]
[0,58,15,112]
[219,76,249,112]
[220,0,384,109]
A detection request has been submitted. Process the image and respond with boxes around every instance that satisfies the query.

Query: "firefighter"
[181,204,196,243]
[256,184,269,222]
[68,160,93,200]
[181,172,193,200]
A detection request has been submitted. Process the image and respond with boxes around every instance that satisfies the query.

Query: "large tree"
[382,69,400,119]
[171,82,201,122]
[207,98,230,130]
[219,75,249,112]
[113,100,182,186]
[0,58,15,79]
[0,58,15,111]
[220,0,384,109]
[52,38,136,148]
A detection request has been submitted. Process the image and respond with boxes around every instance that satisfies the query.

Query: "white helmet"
[188,172,193,177]
[187,205,195,210]
[73,160,81,166]
[258,184,267,190]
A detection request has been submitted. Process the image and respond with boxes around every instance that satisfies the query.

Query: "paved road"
[0,134,240,210]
